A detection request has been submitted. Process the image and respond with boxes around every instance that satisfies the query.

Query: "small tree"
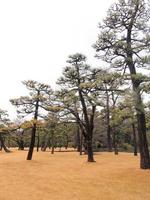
[0,109,11,152]
[10,80,53,160]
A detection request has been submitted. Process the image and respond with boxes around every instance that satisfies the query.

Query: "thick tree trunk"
[126,17,150,169]
[86,138,95,162]
[27,124,36,160]
[132,123,138,156]
[137,112,150,168]
[0,133,11,153]
[83,137,87,155]
[132,81,150,168]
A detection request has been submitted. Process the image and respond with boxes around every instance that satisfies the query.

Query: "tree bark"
[129,69,150,168]
[0,141,2,151]
[132,123,138,156]
[27,91,39,160]
[76,126,81,152]
[27,124,36,160]
[135,92,150,168]
[36,132,40,152]
[80,132,83,155]
[112,129,118,155]
[106,91,112,152]
[65,135,69,149]
[86,137,95,162]
[51,132,55,154]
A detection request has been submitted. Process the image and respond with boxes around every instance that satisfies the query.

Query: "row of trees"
[0,0,150,169]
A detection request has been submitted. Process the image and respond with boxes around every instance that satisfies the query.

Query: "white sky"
[0,0,116,120]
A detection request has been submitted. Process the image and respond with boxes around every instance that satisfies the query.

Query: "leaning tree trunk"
[0,133,11,153]
[27,124,36,160]
[27,96,39,160]
[132,123,138,156]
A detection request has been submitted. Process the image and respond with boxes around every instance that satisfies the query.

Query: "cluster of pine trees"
[0,0,150,169]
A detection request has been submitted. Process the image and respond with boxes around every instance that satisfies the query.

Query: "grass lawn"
[0,150,150,200]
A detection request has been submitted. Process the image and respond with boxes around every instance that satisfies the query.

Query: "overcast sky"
[0,0,116,120]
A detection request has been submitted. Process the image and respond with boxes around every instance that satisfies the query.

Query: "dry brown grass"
[0,150,150,200]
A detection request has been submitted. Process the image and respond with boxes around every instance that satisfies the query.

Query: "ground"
[0,150,150,200]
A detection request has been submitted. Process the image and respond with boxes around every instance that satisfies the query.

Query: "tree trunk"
[0,133,11,153]
[76,65,95,162]
[106,91,112,152]
[0,141,2,151]
[18,130,24,150]
[76,126,81,152]
[132,81,150,168]
[137,111,150,168]
[107,125,112,152]
[37,132,40,152]
[18,140,24,150]
[41,135,49,151]
[86,138,95,162]
[65,135,69,149]
[83,137,88,155]
[132,123,138,156]
[113,129,118,155]
[51,146,54,154]
[126,18,150,169]
[51,132,54,154]
[80,133,83,155]
[27,124,36,160]
[26,92,39,160]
